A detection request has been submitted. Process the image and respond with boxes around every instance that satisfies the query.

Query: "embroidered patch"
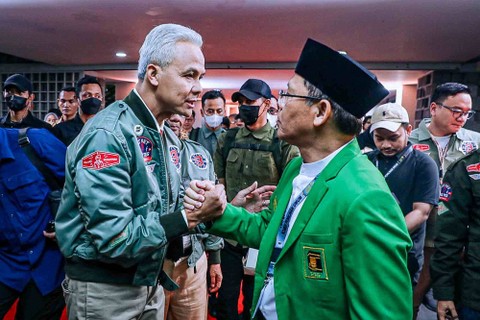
[469,174,480,180]
[303,246,328,280]
[190,153,207,169]
[146,163,156,173]
[413,144,430,152]
[82,151,120,170]
[169,146,181,170]
[466,162,480,173]
[272,197,278,211]
[136,136,153,162]
[439,183,453,202]
[460,141,478,155]
[109,230,129,248]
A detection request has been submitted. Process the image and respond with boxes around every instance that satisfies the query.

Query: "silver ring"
[262,200,268,206]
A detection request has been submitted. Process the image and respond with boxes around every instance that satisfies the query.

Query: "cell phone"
[45,220,55,233]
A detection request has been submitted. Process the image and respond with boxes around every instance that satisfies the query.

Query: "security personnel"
[431,149,480,320]
[1,74,52,130]
[409,82,480,316]
[213,79,299,320]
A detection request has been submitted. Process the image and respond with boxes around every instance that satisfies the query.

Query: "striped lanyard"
[267,175,319,276]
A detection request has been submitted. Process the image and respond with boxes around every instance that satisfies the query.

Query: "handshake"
[183,180,276,229]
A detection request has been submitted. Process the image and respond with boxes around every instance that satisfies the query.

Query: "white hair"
[137,23,203,79]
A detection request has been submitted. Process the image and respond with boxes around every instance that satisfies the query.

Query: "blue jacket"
[0,128,65,295]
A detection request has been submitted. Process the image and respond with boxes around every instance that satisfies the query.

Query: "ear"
[146,64,160,87]
[27,93,35,108]
[312,99,332,127]
[406,124,413,135]
[200,108,205,117]
[430,102,438,116]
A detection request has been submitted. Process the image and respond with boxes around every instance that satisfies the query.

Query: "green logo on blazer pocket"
[303,246,328,280]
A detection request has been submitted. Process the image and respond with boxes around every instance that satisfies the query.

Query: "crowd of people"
[1,22,480,320]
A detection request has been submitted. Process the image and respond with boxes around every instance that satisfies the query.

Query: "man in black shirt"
[53,76,103,145]
[1,74,52,130]
[367,103,439,288]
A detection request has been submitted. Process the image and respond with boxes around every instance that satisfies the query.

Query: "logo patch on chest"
[169,146,181,170]
[82,151,120,170]
[302,246,328,280]
[136,136,153,162]
[189,153,207,169]
[460,141,478,155]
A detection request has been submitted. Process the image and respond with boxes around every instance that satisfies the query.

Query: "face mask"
[6,95,28,111]
[204,114,223,128]
[80,97,102,115]
[267,113,278,127]
[239,105,260,126]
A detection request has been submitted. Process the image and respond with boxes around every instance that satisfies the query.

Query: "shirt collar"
[238,122,273,139]
[300,139,353,177]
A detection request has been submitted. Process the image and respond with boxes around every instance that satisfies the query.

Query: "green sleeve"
[342,189,413,319]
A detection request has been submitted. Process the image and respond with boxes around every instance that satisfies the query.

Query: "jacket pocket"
[3,171,48,225]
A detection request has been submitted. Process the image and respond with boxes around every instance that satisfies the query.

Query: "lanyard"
[375,146,413,179]
[267,174,319,276]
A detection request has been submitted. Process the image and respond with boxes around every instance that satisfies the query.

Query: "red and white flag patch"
[466,162,480,173]
[413,144,430,151]
[82,151,120,170]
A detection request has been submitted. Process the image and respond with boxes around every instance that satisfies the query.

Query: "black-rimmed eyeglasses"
[278,90,323,108]
[436,102,476,120]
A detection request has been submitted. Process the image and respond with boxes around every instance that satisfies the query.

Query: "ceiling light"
[116,52,127,58]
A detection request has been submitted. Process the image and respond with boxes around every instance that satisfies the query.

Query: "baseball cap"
[4,74,33,93]
[294,38,389,118]
[231,79,272,102]
[370,103,409,133]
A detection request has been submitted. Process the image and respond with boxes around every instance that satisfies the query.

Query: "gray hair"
[304,79,361,136]
[137,24,203,79]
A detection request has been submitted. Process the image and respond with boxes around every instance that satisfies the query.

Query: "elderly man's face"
[277,74,317,145]
[151,41,205,118]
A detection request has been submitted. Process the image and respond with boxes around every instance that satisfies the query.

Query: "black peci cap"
[4,74,33,94]
[232,79,272,102]
[294,38,389,118]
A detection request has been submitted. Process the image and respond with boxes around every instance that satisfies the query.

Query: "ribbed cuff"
[160,210,189,241]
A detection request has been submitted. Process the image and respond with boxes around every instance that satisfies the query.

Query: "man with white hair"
[55,23,225,319]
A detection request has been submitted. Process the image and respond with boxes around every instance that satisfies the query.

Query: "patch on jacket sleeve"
[82,151,120,170]
[439,183,452,202]
[413,144,430,152]
[469,174,480,180]
[109,229,129,248]
[466,162,480,173]
[460,141,478,155]
[189,153,207,169]
[303,246,328,280]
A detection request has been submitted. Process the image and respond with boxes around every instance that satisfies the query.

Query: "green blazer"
[210,140,413,319]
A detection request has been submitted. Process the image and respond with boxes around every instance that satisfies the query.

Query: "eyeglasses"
[278,90,323,108]
[436,102,476,120]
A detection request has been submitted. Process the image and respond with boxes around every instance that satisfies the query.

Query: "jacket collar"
[238,122,273,139]
[123,90,159,130]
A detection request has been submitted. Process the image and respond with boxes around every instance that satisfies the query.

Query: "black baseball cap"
[4,74,33,94]
[231,79,272,102]
[295,38,389,118]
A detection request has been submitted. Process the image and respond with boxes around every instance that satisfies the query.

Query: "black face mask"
[239,105,261,126]
[80,97,102,115]
[5,95,28,111]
